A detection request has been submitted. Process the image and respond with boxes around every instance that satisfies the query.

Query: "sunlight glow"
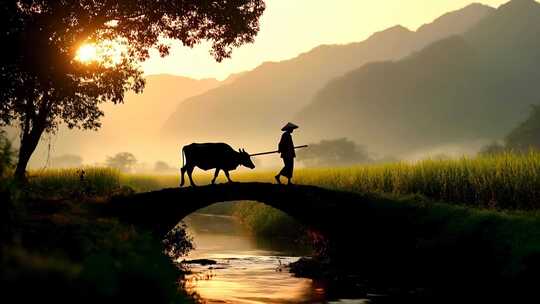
[75,41,126,66]
[75,44,98,63]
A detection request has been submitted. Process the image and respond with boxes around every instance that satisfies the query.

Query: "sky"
[142,0,509,80]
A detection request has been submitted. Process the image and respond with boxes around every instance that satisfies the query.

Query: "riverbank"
[9,160,540,301]
[0,180,196,303]
[287,192,540,300]
[190,190,540,299]
[195,201,309,248]
[107,179,540,300]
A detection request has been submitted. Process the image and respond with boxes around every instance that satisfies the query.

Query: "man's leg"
[286,158,294,185]
[275,158,287,184]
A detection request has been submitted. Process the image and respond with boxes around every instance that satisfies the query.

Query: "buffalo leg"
[187,166,196,187]
[212,168,220,184]
[224,170,234,183]
[180,167,187,187]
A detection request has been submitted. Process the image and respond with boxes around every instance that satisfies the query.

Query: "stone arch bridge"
[105,182,524,294]
[106,182,408,237]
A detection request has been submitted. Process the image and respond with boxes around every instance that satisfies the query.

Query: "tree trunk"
[14,126,44,183]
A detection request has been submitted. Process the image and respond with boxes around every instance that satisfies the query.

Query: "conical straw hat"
[281,122,299,131]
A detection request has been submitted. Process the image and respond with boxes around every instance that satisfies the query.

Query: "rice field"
[28,151,540,210]
[291,152,540,210]
[28,167,121,196]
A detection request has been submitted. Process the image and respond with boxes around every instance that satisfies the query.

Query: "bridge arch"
[107,182,355,237]
[106,183,526,294]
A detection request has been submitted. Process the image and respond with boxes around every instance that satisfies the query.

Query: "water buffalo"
[180,143,256,187]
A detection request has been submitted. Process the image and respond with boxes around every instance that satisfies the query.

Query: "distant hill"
[22,75,221,167]
[98,74,220,139]
[162,3,494,151]
[296,0,540,158]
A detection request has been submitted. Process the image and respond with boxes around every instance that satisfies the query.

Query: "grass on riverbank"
[1,176,196,303]
[232,201,307,238]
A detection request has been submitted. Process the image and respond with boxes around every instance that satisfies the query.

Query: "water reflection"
[182,213,370,304]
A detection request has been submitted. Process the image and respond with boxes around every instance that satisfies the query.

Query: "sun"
[75,41,126,65]
[75,44,98,63]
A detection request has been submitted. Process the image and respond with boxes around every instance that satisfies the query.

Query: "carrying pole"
[249,145,308,157]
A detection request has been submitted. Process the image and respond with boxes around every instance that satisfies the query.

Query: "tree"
[0,130,16,178]
[106,152,137,173]
[479,141,507,156]
[0,1,265,181]
[505,105,540,153]
[154,161,174,173]
[478,104,540,155]
[297,138,372,167]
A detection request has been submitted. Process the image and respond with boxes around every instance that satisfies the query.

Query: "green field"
[28,151,540,211]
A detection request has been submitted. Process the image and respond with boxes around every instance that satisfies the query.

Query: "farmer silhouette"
[275,122,298,185]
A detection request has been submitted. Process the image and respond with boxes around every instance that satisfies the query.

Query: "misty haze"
[8,0,535,171]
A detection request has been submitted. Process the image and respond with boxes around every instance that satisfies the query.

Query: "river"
[181,213,372,304]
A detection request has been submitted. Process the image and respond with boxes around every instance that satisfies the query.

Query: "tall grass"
[28,167,121,196]
[232,201,306,238]
[28,152,540,210]
[174,152,540,210]
[120,174,178,192]
[289,152,540,210]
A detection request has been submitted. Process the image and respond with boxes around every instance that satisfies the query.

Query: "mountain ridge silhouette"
[296,0,540,157]
[161,3,494,151]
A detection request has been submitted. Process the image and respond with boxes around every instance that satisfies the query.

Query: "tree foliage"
[0,0,265,179]
[163,222,193,260]
[479,141,507,156]
[298,138,372,167]
[154,161,174,173]
[478,104,540,156]
[106,152,136,173]
[0,130,16,178]
[506,105,540,152]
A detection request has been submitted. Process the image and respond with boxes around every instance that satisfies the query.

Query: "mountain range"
[297,0,540,157]
[161,3,494,154]
[16,0,539,167]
